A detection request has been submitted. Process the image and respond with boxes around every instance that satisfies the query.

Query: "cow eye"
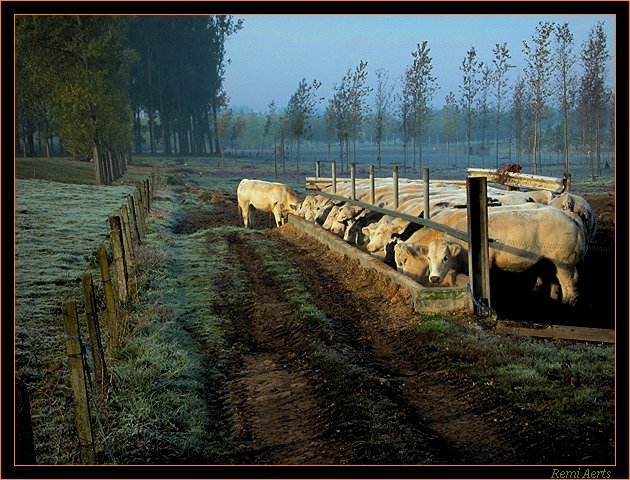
[443,256,448,262]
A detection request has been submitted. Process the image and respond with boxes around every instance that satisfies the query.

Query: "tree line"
[16,15,242,184]
[254,20,612,179]
[16,16,612,182]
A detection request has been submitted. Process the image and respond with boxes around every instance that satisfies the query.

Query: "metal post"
[393,165,399,209]
[369,165,375,205]
[423,167,430,219]
[466,177,491,314]
[351,163,356,201]
[332,161,337,194]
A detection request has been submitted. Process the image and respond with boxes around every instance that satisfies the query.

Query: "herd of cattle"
[236,178,596,307]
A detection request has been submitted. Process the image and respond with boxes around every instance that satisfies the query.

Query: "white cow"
[549,193,597,243]
[395,206,588,305]
[237,179,299,228]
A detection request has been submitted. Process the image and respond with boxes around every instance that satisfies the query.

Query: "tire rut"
[271,224,533,464]
[218,231,350,464]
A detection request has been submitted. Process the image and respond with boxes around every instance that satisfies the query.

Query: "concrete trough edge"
[286,214,472,314]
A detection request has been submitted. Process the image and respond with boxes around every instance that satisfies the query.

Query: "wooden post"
[98,245,120,348]
[393,165,399,209]
[331,161,337,194]
[350,163,356,201]
[62,300,96,464]
[117,206,136,295]
[369,165,375,205]
[423,167,431,219]
[316,161,321,178]
[108,215,128,303]
[82,273,107,395]
[137,186,147,222]
[16,378,37,464]
[127,194,141,244]
[466,177,491,314]
[133,190,145,239]
[564,172,572,193]
[144,179,151,212]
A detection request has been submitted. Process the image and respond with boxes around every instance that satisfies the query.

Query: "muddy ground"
[172,184,615,466]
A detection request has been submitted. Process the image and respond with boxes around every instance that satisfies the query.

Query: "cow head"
[423,239,462,285]
[394,242,429,282]
[364,221,405,252]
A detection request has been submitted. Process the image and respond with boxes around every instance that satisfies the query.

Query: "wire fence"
[16,173,161,465]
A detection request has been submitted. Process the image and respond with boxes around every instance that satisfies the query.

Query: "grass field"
[13,153,616,465]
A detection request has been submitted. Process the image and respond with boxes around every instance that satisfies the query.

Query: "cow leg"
[238,202,249,228]
[555,265,579,306]
[247,204,255,229]
[272,204,283,227]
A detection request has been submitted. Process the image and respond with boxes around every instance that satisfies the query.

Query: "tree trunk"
[93,144,101,186]
[212,102,221,155]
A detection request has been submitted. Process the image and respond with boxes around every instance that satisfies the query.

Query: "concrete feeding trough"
[287,214,472,314]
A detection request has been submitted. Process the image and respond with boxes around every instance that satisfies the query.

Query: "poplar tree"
[459,46,483,167]
[286,78,322,177]
[523,21,555,174]
[347,61,372,164]
[373,68,394,175]
[554,22,575,173]
[477,65,493,167]
[511,77,527,163]
[492,43,515,168]
[326,61,371,172]
[442,91,460,166]
[404,41,439,171]
[577,21,609,179]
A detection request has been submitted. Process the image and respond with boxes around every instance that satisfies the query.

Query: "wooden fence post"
[393,165,399,209]
[331,161,337,194]
[316,161,321,178]
[82,273,107,395]
[466,177,491,314]
[62,300,96,464]
[137,187,146,224]
[369,165,375,205]
[16,378,37,464]
[564,172,572,193]
[127,194,141,245]
[350,163,356,201]
[98,245,120,348]
[108,215,128,304]
[133,190,145,239]
[144,179,151,212]
[117,206,137,295]
[423,167,431,219]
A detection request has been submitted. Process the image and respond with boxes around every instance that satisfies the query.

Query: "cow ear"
[418,245,429,256]
[449,244,461,256]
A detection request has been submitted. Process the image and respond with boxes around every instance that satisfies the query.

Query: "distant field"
[15,157,96,185]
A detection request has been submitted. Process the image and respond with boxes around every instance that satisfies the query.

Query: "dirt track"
[176,186,614,465]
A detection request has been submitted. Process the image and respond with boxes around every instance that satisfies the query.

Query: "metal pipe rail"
[311,190,469,243]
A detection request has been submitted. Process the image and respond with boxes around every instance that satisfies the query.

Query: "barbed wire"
[81,340,118,464]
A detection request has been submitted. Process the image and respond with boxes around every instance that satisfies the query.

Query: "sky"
[222,14,617,114]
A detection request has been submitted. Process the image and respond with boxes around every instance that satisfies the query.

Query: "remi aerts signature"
[550,468,612,479]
